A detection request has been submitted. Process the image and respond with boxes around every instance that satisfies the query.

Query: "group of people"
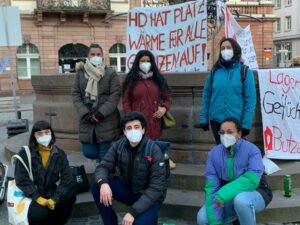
[13,37,272,225]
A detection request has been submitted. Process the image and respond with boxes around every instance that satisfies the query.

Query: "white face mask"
[221,49,234,61]
[220,134,237,148]
[36,135,52,147]
[125,129,143,144]
[90,56,103,66]
[139,62,151,74]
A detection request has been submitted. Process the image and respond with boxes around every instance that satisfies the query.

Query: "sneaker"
[169,159,176,169]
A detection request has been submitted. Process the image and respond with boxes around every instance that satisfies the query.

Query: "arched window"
[16,44,40,78]
[109,43,126,72]
[59,43,89,73]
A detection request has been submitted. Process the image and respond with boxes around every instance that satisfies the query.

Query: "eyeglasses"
[218,131,235,135]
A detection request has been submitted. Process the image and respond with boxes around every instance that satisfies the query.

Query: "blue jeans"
[91,178,161,225]
[81,141,111,160]
[197,191,265,225]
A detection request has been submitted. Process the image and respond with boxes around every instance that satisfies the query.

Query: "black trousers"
[210,120,221,145]
[28,191,76,225]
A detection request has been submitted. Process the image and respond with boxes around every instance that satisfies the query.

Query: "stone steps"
[0,96,21,109]
[3,132,300,223]
[72,187,300,223]
[71,153,300,192]
[169,162,300,191]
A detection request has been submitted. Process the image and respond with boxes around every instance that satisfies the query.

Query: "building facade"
[0,0,130,91]
[273,0,300,67]
[0,0,275,91]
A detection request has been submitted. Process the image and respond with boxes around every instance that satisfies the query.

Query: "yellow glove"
[47,198,56,210]
[36,197,48,206]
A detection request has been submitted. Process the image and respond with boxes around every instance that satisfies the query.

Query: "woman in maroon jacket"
[122,50,172,141]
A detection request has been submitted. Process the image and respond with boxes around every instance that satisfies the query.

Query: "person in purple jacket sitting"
[197,118,272,225]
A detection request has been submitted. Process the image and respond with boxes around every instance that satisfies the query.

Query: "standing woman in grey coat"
[72,43,121,161]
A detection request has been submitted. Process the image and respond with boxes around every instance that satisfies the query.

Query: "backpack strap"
[240,64,248,83]
[144,140,155,170]
[240,64,249,97]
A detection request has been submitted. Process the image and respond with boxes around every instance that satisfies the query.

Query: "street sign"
[0,6,23,120]
[0,6,22,46]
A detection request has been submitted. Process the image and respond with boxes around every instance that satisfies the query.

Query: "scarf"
[219,57,239,68]
[38,144,52,169]
[138,71,153,79]
[84,59,105,101]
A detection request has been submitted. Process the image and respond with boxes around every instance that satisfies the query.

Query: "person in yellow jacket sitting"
[14,120,76,225]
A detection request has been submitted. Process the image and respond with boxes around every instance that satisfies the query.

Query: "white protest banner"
[235,25,258,68]
[222,3,258,69]
[258,68,300,159]
[126,0,207,73]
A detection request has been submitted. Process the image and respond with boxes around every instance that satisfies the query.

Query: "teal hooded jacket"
[200,62,256,129]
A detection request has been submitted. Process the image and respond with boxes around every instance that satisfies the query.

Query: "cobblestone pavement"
[1,199,300,225]
[67,214,197,225]
[1,201,200,225]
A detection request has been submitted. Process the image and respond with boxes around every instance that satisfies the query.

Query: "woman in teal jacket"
[199,37,256,144]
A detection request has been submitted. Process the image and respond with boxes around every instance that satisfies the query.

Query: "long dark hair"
[212,37,242,70]
[122,50,170,100]
[29,120,56,149]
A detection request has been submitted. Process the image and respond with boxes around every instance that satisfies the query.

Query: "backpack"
[116,139,170,183]
[144,140,170,183]
[210,64,249,96]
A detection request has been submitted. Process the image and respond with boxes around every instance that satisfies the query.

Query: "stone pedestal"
[31,72,263,164]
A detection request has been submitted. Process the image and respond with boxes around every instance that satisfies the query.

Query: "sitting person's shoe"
[169,159,176,169]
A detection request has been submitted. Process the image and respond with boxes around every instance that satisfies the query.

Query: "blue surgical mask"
[125,129,143,144]
[90,56,103,66]
[37,135,52,147]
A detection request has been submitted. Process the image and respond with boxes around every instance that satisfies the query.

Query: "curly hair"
[120,111,147,131]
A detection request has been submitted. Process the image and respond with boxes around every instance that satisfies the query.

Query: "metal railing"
[227,3,274,15]
[143,0,169,7]
[36,0,111,11]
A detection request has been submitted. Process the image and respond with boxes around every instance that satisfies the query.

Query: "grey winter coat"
[94,136,167,217]
[72,65,121,143]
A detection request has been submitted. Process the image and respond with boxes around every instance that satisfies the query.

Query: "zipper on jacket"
[226,147,235,181]
[127,149,132,187]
